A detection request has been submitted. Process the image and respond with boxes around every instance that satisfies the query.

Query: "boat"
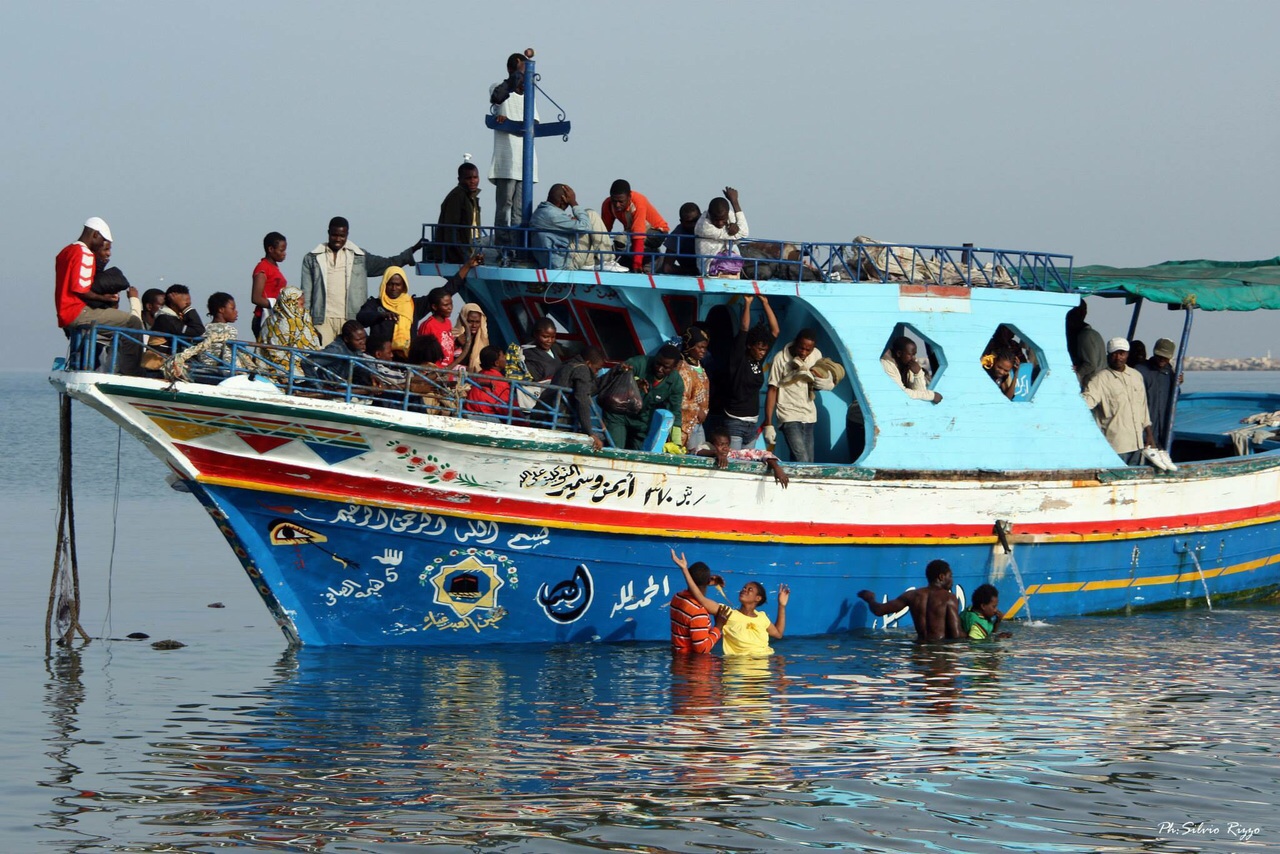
[49,60,1280,647]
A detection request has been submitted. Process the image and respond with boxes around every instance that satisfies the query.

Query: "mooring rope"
[47,394,90,650]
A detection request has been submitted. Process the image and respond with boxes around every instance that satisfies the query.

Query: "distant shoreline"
[1182,358,1277,371]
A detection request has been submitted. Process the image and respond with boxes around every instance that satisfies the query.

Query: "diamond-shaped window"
[982,323,1043,402]
[882,324,945,400]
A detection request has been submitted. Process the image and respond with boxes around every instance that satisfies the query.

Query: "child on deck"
[692,429,789,488]
[961,583,1012,639]
[465,345,512,417]
[670,548,789,655]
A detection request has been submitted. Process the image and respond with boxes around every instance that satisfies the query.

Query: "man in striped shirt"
[670,557,727,654]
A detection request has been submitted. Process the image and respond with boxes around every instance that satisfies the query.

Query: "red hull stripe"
[176,445,1280,542]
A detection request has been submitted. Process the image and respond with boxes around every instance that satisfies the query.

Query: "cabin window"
[883,324,946,393]
[662,295,699,336]
[578,303,643,362]
[982,323,1044,402]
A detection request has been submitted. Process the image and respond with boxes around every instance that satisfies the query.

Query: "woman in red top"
[465,345,512,417]
[250,232,287,340]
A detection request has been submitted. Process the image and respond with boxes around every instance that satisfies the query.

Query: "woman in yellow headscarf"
[356,266,424,359]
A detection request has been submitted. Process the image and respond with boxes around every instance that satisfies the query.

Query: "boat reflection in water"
[40,610,1280,850]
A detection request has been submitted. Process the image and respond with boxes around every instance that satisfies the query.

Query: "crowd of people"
[1067,302,1181,470]
[51,49,1183,474]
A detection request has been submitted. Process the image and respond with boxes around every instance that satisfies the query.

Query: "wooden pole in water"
[46,394,90,650]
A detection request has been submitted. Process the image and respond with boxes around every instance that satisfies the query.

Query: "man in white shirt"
[489,52,538,244]
[694,187,748,275]
[1082,337,1157,466]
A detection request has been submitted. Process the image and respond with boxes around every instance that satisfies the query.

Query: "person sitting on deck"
[258,286,321,380]
[178,292,249,381]
[464,345,512,418]
[692,428,789,488]
[858,559,962,641]
[150,284,207,355]
[414,254,484,368]
[882,336,943,404]
[507,316,562,383]
[1135,337,1180,450]
[763,328,835,463]
[139,288,166,331]
[364,334,410,407]
[529,184,619,271]
[312,320,373,389]
[1081,337,1164,468]
[671,548,789,655]
[403,334,454,413]
[961,583,1012,640]
[357,266,427,360]
[435,161,483,263]
[983,349,1018,400]
[54,217,146,375]
[605,344,685,451]
[668,551,728,654]
[662,202,702,276]
[694,187,748,276]
[546,346,607,449]
[453,302,491,374]
[250,232,288,340]
[601,179,668,273]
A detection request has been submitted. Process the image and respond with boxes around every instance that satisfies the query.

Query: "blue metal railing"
[419,222,1074,291]
[64,325,612,443]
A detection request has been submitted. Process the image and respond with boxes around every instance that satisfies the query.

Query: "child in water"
[670,548,789,654]
[961,583,1012,639]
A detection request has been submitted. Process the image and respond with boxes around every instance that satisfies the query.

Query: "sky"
[5,0,1278,369]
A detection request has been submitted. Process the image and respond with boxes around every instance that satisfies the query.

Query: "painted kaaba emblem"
[421,549,513,620]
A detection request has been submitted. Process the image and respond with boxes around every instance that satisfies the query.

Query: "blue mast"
[520,55,536,235]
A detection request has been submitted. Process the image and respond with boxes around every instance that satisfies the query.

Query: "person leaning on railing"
[602,179,668,273]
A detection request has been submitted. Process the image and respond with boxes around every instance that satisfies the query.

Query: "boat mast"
[1164,304,1196,454]
[520,52,537,240]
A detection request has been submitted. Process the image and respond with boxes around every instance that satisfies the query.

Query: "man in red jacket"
[55,217,143,374]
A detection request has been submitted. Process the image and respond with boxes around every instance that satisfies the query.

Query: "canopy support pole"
[1164,305,1195,454]
[1125,297,1144,342]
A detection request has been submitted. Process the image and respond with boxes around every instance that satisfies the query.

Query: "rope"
[47,394,90,650]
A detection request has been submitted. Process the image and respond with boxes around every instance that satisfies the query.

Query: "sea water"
[3,371,1279,852]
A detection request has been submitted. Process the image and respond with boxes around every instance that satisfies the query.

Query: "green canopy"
[1066,257,1280,311]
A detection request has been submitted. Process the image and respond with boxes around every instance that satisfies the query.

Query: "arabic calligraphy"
[518,465,638,503]
[322,556,401,607]
[537,564,593,624]
[424,608,508,631]
[610,574,671,618]
[290,505,546,552]
[643,485,705,508]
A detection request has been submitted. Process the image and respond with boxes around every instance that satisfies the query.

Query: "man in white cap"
[1081,337,1158,467]
[55,217,143,374]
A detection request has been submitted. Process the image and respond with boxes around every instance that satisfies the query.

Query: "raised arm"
[858,588,917,617]
[767,583,789,639]
[758,295,779,339]
[670,549,722,615]
[251,269,270,310]
[740,294,755,331]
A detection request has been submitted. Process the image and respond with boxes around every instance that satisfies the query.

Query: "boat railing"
[62,325,613,444]
[422,222,1073,290]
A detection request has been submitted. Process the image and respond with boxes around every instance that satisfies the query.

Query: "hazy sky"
[6,0,1278,369]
